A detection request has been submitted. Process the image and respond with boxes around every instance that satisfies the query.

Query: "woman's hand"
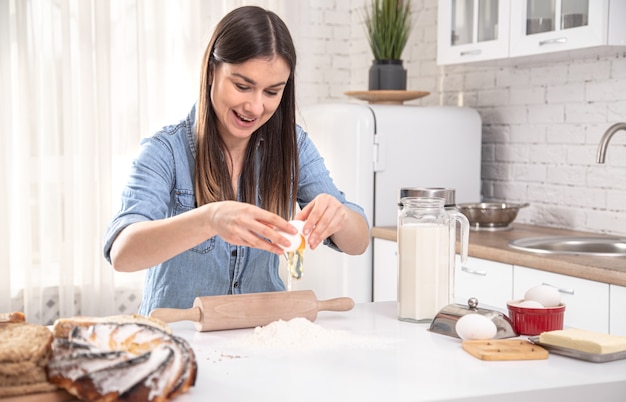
[204,201,297,255]
[294,194,369,254]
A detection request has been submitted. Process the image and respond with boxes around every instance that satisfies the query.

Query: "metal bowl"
[457,202,529,230]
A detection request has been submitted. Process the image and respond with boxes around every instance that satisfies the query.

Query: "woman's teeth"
[236,112,255,122]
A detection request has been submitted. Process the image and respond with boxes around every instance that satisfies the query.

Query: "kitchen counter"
[174,302,626,402]
[371,223,626,287]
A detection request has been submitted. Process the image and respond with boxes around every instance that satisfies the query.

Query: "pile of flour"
[240,317,386,353]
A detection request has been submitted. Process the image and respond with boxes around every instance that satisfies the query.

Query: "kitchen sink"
[509,236,626,256]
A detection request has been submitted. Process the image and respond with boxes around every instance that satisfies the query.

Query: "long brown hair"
[195,6,298,220]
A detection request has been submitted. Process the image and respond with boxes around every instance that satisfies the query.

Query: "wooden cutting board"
[0,390,75,402]
[462,339,549,361]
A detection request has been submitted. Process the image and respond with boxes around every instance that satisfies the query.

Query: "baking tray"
[528,336,626,363]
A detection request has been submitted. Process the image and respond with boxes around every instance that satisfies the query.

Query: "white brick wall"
[294,0,626,236]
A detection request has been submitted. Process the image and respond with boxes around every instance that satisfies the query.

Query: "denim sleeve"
[103,136,176,263]
[295,126,369,251]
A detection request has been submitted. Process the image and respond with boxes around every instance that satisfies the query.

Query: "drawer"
[455,257,513,311]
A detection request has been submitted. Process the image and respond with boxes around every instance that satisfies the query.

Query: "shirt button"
[233,281,239,288]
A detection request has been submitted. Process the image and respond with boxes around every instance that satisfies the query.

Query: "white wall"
[446,54,626,236]
[294,0,626,236]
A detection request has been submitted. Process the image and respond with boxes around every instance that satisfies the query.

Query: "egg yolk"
[286,235,306,280]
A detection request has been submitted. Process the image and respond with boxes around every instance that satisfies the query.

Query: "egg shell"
[277,220,307,252]
[455,314,498,340]
[524,285,561,307]
[514,300,545,309]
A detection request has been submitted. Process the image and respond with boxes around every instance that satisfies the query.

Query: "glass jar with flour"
[397,197,469,323]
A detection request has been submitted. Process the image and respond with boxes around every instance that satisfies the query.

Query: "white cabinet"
[610,284,626,336]
[454,256,513,310]
[373,238,398,302]
[437,0,510,65]
[513,265,610,333]
[509,0,626,57]
[437,0,626,64]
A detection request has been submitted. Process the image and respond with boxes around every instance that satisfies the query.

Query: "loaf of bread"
[539,328,626,354]
[0,319,59,398]
[48,321,197,402]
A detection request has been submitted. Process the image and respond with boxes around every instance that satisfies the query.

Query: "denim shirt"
[103,105,368,315]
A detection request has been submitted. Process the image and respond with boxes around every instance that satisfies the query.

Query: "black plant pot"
[368,59,407,91]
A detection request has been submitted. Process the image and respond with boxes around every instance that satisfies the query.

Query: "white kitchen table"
[173,302,626,402]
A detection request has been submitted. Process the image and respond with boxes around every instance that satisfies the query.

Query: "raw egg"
[455,314,497,340]
[279,220,308,281]
[277,220,306,252]
[524,284,561,307]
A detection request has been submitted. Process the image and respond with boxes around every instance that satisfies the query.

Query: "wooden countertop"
[371,223,626,287]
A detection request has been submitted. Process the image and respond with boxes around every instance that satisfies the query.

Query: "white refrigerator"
[280,103,482,303]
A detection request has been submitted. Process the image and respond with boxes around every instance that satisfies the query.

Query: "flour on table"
[239,317,386,352]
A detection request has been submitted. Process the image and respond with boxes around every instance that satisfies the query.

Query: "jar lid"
[400,187,455,206]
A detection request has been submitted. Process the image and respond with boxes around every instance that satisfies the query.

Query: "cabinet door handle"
[542,282,575,295]
[539,37,568,46]
[459,49,482,56]
[462,266,487,276]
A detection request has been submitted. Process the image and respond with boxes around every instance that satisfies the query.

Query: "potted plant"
[363,0,412,90]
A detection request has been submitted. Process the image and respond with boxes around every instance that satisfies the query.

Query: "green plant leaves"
[364,0,412,60]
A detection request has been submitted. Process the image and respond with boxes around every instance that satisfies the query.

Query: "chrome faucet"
[596,122,626,163]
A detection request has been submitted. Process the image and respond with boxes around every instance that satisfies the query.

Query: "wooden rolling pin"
[148,290,355,332]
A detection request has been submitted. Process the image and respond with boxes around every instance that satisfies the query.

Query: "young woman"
[103,6,369,315]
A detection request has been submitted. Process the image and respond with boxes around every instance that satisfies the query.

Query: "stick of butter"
[539,328,626,354]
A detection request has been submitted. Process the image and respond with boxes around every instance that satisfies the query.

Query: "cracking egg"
[277,220,306,252]
[277,220,307,280]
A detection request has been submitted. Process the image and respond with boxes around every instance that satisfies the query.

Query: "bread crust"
[52,314,171,339]
[0,312,26,324]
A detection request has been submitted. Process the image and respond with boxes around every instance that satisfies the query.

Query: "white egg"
[514,300,545,309]
[277,220,307,252]
[455,314,498,340]
[524,285,561,307]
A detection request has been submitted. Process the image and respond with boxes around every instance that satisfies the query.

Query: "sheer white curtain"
[0,0,293,325]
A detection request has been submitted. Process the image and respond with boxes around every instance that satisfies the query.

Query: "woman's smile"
[234,111,256,123]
